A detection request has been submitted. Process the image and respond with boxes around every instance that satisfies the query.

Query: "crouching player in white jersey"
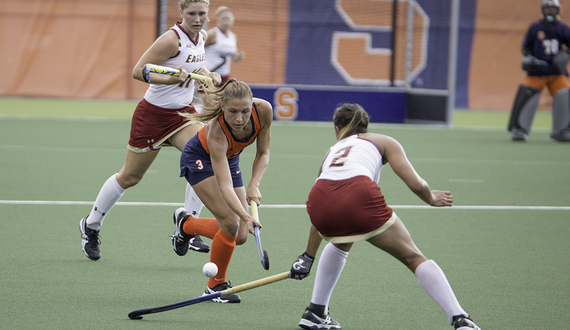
[289,104,481,330]
[79,0,221,261]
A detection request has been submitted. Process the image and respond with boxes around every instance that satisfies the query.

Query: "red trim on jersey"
[176,22,200,46]
[169,28,181,58]
[357,135,383,158]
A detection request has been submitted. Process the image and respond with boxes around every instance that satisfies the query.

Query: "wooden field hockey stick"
[128,271,290,319]
[141,63,213,83]
[250,200,270,270]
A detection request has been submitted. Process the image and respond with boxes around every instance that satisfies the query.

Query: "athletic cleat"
[203,282,241,303]
[79,216,101,261]
[511,129,528,141]
[299,307,341,329]
[551,129,570,142]
[188,234,210,253]
[171,208,210,256]
[453,315,481,330]
[172,208,191,256]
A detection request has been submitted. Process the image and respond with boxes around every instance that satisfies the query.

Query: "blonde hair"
[180,0,209,10]
[181,79,253,123]
[333,103,369,140]
[215,6,233,17]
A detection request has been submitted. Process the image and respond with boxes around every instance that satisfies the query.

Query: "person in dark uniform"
[508,0,570,142]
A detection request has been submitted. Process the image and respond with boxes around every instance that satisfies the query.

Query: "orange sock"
[182,216,219,240]
[208,230,236,288]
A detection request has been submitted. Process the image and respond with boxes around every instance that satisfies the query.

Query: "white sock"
[311,242,349,314]
[184,183,204,217]
[86,174,126,230]
[415,259,467,324]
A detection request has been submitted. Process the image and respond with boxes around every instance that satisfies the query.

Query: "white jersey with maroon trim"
[204,27,237,77]
[144,23,206,109]
[318,134,383,183]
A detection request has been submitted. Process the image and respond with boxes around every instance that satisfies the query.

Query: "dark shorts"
[307,176,393,238]
[180,134,243,187]
[128,98,196,153]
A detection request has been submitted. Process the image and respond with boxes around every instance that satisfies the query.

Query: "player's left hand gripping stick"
[250,200,269,270]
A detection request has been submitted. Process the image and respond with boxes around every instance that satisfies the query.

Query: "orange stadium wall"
[0,0,156,99]
[0,0,288,100]
[1,0,570,111]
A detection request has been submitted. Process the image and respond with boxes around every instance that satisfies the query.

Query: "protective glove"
[289,252,315,280]
[522,55,547,73]
[553,49,570,74]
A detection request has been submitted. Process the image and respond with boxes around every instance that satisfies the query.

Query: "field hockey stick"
[141,63,213,83]
[250,200,270,270]
[128,271,289,319]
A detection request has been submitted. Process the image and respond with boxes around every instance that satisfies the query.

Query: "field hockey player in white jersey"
[289,104,481,330]
[79,0,221,261]
[204,6,245,86]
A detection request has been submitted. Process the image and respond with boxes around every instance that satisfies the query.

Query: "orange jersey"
[198,103,261,159]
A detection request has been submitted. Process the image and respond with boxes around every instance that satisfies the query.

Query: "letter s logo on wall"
[273,87,298,120]
[331,0,429,86]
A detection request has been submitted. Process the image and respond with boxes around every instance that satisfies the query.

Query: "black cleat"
[79,216,101,261]
[551,129,570,142]
[172,208,210,256]
[298,307,341,329]
[453,315,481,330]
[511,129,528,141]
[203,282,241,303]
[188,234,210,253]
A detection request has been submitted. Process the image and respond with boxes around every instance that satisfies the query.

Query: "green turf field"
[1,97,569,330]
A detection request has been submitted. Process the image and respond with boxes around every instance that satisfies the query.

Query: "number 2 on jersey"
[330,146,353,167]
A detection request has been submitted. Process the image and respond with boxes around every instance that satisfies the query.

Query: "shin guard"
[551,88,570,135]
[508,85,541,133]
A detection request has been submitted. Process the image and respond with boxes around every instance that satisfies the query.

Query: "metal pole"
[390,0,398,87]
[405,0,415,89]
[127,0,134,99]
[446,0,460,127]
[157,0,168,38]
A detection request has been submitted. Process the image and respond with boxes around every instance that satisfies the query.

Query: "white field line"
[0,200,569,211]
[2,144,569,166]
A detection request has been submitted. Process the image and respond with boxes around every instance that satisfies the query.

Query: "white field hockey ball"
[202,262,218,277]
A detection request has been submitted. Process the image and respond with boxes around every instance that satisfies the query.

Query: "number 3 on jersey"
[330,146,353,167]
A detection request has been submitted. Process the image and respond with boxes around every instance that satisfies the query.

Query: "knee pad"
[508,85,541,133]
[551,88,570,134]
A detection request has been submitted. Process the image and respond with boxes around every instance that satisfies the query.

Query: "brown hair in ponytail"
[333,103,369,140]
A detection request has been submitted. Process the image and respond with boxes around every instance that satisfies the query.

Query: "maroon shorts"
[128,99,196,152]
[307,176,393,238]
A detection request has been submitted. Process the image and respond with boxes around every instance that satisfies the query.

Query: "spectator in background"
[508,0,570,142]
